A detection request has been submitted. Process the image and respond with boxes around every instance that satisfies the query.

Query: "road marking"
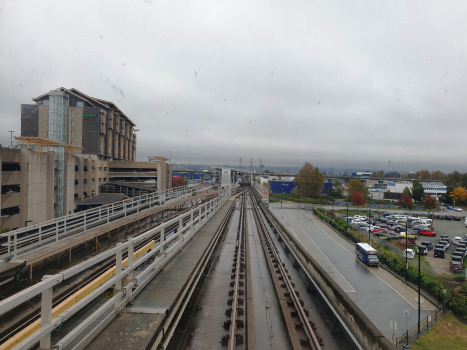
[301,211,430,309]
[280,210,356,293]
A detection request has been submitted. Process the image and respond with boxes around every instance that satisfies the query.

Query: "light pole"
[368,209,371,244]
[169,151,171,165]
[346,202,349,240]
[418,245,421,334]
[405,230,408,282]
[8,131,14,148]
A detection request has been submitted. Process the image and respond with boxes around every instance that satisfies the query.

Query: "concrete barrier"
[261,202,394,350]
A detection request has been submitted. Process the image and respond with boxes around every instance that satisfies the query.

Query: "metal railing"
[0,187,231,350]
[395,305,445,348]
[0,184,215,261]
[253,181,269,203]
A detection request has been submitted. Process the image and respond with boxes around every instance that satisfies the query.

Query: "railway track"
[169,186,354,350]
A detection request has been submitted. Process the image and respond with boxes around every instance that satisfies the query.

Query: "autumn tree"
[351,191,366,206]
[345,179,368,202]
[411,181,425,202]
[401,173,409,179]
[403,186,412,198]
[450,187,467,204]
[376,171,384,178]
[294,162,324,198]
[172,176,188,188]
[397,193,414,209]
[423,195,437,230]
[431,171,446,181]
[415,170,431,180]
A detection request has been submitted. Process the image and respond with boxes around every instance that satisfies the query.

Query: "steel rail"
[250,189,322,350]
[228,189,245,349]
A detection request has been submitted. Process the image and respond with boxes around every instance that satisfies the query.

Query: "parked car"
[417,245,428,256]
[440,235,450,242]
[453,216,461,221]
[379,231,401,240]
[439,240,450,250]
[452,251,465,261]
[444,215,453,220]
[435,243,447,252]
[435,214,445,220]
[434,248,445,258]
[450,260,463,273]
[400,233,419,239]
[393,225,407,233]
[454,207,463,212]
[419,229,436,237]
[403,249,415,259]
[421,241,433,251]
[455,247,467,258]
[453,237,462,245]
[446,206,454,210]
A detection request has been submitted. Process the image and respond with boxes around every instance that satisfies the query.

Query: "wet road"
[270,204,437,340]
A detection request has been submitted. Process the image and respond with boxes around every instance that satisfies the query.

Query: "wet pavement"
[269,204,437,341]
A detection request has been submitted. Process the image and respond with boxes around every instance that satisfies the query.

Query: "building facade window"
[77,101,84,108]
[71,120,74,128]
[71,131,74,139]
[71,110,74,118]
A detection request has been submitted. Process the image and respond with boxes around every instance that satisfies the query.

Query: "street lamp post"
[346,202,349,240]
[169,151,171,165]
[418,245,421,334]
[368,209,371,244]
[405,232,408,281]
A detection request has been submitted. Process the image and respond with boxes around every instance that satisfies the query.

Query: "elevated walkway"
[0,189,217,282]
[85,198,235,350]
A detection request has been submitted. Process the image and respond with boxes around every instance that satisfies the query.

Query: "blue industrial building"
[269,181,333,195]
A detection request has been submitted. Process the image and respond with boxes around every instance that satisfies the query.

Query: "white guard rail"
[253,181,269,203]
[0,184,217,261]
[0,187,231,350]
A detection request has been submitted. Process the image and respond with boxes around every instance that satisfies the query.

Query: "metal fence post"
[159,227,165,254]
[56,222,59,242]
[127,241,134,281]
[39,275,54,349]
[83,211,87,231]
[191,212,194,229]
[39,226,42,244]
[115,246,122,292]
[124,202,127,217]
[7,235,11,258]
[63,219,67,236]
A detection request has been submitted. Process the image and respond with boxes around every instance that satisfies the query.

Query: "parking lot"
[414,218,467,272]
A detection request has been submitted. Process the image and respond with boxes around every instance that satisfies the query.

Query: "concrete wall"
[261,197,394,350]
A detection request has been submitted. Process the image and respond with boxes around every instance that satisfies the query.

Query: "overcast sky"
[1,1,467,172]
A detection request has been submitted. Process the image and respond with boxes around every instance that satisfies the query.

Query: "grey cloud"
[1,0,467,172]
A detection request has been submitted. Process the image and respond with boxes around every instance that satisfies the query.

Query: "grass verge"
[411,313,467,350]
